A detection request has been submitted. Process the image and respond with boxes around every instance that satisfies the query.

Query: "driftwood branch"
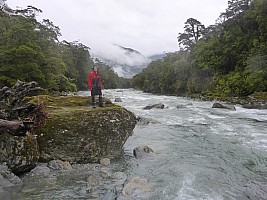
[0,119,27,136]
[0,80,45,136]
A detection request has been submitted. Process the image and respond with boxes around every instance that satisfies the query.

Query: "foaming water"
[107,89,267,199]
[11,89,267,199]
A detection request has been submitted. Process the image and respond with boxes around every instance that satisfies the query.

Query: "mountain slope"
[92,44,151,78]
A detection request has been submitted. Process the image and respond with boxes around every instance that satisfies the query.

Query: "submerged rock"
[122,176,153,196]
[47,160,72,170]
[99,158,111,166]
[0,163,22,187]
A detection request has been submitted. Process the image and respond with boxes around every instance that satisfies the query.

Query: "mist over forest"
[0,0,266,100]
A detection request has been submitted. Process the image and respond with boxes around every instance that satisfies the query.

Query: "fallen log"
[0,119,33,136]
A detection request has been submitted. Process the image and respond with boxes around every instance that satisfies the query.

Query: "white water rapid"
[11,89,267,200]
[105,89,267,200]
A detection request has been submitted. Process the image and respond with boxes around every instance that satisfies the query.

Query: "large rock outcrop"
[30,95,137,163]
[0,81,137,175]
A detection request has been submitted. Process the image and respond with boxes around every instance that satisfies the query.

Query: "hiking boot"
[99,96,104,107]
[91,96,96,108]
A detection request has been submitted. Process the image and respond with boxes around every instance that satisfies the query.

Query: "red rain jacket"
[88,71,102,90]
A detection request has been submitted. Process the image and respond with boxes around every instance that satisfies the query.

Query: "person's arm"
[88,72,93,90]
[97,72,102,89]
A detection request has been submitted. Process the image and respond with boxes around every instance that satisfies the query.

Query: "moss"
[26,95,115,110]
[0,132,39,175]
[27,95,137,163]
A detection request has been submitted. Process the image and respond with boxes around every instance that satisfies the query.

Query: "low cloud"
[7,0,228,56]
[91,43,150,67]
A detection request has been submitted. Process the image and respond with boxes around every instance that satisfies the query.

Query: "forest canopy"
[133,0,267,98]
[0,4,130,92]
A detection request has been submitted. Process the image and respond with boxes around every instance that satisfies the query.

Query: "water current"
[11,89,267,199]
[106,89,267,200]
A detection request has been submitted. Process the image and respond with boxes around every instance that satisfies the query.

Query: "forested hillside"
[133,0,267,98]
[0,4,129,92]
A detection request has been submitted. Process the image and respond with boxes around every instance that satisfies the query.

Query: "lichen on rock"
[0,132,39,174]
[30,95,137,163]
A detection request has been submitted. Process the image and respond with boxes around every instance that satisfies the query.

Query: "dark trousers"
[91,89,103,107]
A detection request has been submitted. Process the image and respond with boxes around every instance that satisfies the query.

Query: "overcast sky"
[6,0,228,57]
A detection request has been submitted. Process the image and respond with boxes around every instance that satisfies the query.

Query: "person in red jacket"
[88,65,103,108]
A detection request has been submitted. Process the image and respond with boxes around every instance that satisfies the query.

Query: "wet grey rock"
[136,116,159,125]
[122,176,153,196]
[26,165,51,177]
[0,132,39,175]
[22,164,57,187]
[115,97,122,102]
[212,102,236,111]
[47,160,72,170]
[0,163,22,188]
[86,174,98,187]
[113,172,127,186]
[100,158,110,166]
[133,145,154,158]
[143,103,165,110]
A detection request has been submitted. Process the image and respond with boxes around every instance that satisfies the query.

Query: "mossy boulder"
[0,132,39,175]
[30,95,137,163]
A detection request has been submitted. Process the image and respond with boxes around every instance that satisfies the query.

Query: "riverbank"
[186,92,267,109]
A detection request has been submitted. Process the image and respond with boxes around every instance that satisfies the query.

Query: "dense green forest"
[133,0,267,98]
[0,4,130,92]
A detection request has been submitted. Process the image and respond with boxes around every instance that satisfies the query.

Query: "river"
[104,89,267,200]
[13,89,267,200]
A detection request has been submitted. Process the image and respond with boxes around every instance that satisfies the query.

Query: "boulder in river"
[1,81,137,175]
[29,95,137,163]
[143,103,165,110]
[133,145,154,158]
[47,160,72,170]
[114,97,122,102]
[136,116,159,125]
[212,102,236,111]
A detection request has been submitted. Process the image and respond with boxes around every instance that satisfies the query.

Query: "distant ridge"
[148,52,167,61]
[92,44,151,78]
